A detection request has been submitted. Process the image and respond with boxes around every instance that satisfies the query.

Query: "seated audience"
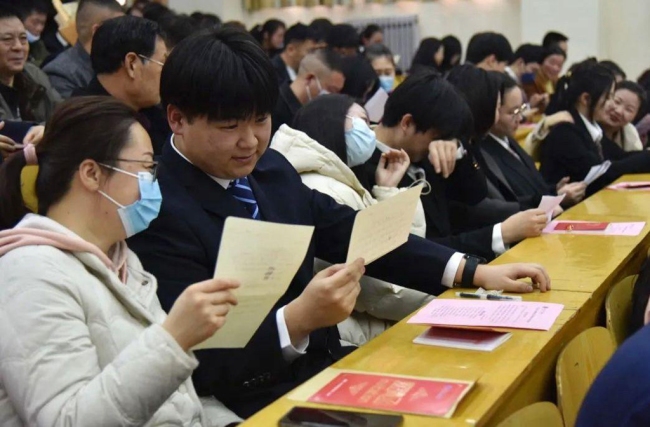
[539,60,650,194]
[326,24,359,57]
[271,48,344,134]
[127,27,550,420]
[43,0,124,99]
[482,74,586,209]
[409,37,444,75]
[271,23,317,86]
[73,16,170,155]
[17,0,49,66]
[340,55,379,105]
[600,81,646,151]
[251,19,285,56]
[523,45,566,105]
[465,31,513,72]
[542,30,569,54]
[360,24,383,48]
[309,18,332,49]
[440,35,462,74]
[576,322,650,427]
[365,70,546,259]
[273,94,429,344]
[0,6,61,122]
[0,96,241,426]
[600,59,626,82]
[159,14,199,49]
[507,43,548,112]
[365,43,396,93]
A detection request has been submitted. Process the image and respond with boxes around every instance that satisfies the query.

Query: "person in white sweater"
[272,94,433,346]
[0,97,242,427]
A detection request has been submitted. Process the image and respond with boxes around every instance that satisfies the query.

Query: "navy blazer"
[480,134,554,209]
[540,109,650,194]
[128,143,456,417]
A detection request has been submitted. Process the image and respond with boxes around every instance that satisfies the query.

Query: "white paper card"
[193,217,314,350]
[583,160,611,185]
[347,185,423,265]
[538,193,566,222]
[364,88,389,123]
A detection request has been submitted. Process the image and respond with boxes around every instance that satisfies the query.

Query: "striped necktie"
[228,176,261,220]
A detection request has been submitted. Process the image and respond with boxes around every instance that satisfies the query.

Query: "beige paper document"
[346,185,423,265]
[193,217,314,350]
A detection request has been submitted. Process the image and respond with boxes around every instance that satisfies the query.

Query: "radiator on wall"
[347,15,419,71]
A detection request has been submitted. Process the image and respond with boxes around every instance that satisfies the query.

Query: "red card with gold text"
[308,372,474,418]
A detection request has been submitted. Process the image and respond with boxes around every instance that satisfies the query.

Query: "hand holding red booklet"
[554,221,609,231]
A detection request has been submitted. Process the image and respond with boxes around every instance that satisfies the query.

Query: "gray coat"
[43,42,94,99]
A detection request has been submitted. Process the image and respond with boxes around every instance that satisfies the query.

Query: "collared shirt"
[488,132,522,161]
[286,64,297,82]
[579,113,604,144]
[170,135,309,360]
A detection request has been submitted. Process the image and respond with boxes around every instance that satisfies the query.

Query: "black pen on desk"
[457,292,520,301]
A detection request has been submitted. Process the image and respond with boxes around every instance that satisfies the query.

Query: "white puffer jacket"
[0,214,241,427]
[271,125,434,346]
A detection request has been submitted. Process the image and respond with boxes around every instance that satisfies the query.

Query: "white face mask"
[306,76,329,101]
[26,30,40,43]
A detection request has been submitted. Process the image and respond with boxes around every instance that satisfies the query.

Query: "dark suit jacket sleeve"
[128,207,288,400]
[428,227,496,260]
[449,197,521,234]
[306,188,457,296]
[445,146,488,205]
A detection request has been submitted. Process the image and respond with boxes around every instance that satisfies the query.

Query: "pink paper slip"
[608,181,650,191]
[408,299,564,331]
[543,220,645,236]
[308,372,474,418]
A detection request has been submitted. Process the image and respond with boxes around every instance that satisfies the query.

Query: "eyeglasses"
[137,54,164,67]
[102,159,159,181]
[512,103,530,117]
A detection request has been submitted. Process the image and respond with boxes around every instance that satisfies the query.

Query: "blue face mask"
[345,116,377,167]
[378,75,394,93]
[99,166,162,238]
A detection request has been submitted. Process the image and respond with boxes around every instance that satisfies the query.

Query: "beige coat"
[272,125,433,346]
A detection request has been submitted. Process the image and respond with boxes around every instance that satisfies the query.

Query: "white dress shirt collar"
[578,113,604,144]
[286,64,297,82]
[170,135,231,189]
[488,132,521,161]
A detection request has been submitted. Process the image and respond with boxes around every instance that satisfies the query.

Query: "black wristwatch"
[458,254,487,287]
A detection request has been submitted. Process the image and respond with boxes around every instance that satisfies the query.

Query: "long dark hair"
[0,97,140,230]
[550,59,615,120]
[292,94,355,164]
[410,37,443,74]
[447,64,502,140]
[440,35,462,73]
[616,80,648,123]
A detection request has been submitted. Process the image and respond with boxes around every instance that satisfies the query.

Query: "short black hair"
[364,43,394,65]
[310,48,344,73]
[410,38,443,73]
[441,35,462,73]
[499,73,519,97]
[292,93,355,164]
[616,80,647,123]
[511,43,542,65]
[447,64,502,139]
[309,18,333,43]
[284,23,316,46]
[542,31,568,49]
[326,24,359,48]
[540,44,566,63]
[0,5,20,21]
[466,32,513,64]
[161,27,279,123]
[552,60,614,119]
[383,70,473,141]
[142,2,174,24]
[190,12,221,30]
[341,55,379,105]
[16,0,48,20]
[159,14,198,49]
[600,60,626,81]
[77,0,123,17]
[360,24,382,42]
[91,16,163,75]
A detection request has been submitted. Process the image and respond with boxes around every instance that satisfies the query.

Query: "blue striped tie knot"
[228,177,261,220]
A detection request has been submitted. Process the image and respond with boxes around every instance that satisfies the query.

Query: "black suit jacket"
[128,144,457,417]
[540,109,650,194]
[271,82,302,136]
[361,147,498,260]
[480,134,555,209]
[271,54,292,86]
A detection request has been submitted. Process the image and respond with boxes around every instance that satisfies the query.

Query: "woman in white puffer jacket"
[272,94,433,347]
[0,98,241,427]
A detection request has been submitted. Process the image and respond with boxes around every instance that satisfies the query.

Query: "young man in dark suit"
[128,28,551,420]
[271,23,316,86]
[481,74,586,209]
[363,71,548,261]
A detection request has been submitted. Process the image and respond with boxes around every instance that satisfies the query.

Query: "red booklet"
[554,222,609,231]
[308,372,474,418]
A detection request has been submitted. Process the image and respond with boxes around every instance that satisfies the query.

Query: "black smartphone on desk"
[279,407,403,427]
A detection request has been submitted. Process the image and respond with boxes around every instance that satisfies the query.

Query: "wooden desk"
[242,175,650,427]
